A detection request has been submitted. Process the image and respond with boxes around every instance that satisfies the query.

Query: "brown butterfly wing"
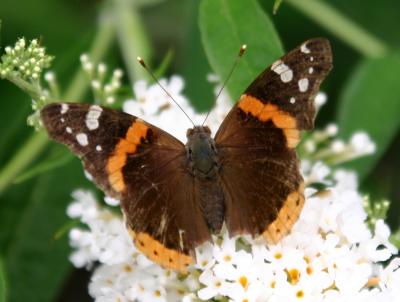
[215,38,332,243]
[41,103,211,271]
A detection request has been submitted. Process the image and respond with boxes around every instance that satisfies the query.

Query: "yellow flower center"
[296,290,304,298]
[239,275,248,289]
[224,255,232,262]
[274,252,282,259]
[288,268,300,285]
[154,290,161,297]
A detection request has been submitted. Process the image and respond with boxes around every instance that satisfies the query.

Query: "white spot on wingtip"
[280,70,293,83]
[66,127,72,133]
[96,145,102,151]
[61,118,65,123]
[290,97,296,104]
[298,78,309,92]
[76,133,89,146]
[271,61,293,83]
[310,56,314,62]
[309,67,314,74]
[86,105,103,130]
[271,59,282,70]
[60,103,69,114]
[301,43,311,54]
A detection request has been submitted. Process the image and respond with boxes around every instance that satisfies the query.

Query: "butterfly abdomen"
[196,178,225,233]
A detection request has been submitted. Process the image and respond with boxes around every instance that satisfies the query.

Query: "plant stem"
[286,0,389,58]
[6,77,42,100]
[0,11,115,195]
[111,0,152,82]
[0,133,48,193]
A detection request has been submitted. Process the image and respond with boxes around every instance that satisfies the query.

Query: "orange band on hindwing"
[107,120,149,192]
[263,182,305,243]
[238,95,300,148]
[127,228,194,272]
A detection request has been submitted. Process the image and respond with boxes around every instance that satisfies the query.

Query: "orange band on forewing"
[128,228,194,272]
[238,94,264,116]
[283,129,301,148]
[238,95,300,148]
[263,182,305,244]
[107,120,148,192]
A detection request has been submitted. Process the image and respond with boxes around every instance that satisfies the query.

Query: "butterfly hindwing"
[41,103,212,271]
[215,38,332,243]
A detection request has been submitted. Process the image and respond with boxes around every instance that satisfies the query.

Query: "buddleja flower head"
[0,38,53,80]
[0,37,57,129]
[67,75,400,302]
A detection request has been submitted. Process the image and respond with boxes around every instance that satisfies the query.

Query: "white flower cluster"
[67,75,400,302]
[301,124,376,167]
[0,38,52,80]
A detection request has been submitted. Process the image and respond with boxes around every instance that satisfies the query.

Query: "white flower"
[314,91,327,109]
[350,132,376,155]
[197,269,229,300]
[123,76,195,142]
[104,196,120,206]
[303,161,331,185]
[67,190,133,267]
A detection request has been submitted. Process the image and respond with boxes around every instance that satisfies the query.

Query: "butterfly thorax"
[186,126,220,179]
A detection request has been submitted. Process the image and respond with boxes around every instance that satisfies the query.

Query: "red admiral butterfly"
[41,38,332,271]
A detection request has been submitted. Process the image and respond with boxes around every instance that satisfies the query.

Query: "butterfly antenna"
[201,44,247,126]
[137,57,195,127]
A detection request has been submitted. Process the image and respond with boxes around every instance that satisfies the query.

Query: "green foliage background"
[0,0,399,301]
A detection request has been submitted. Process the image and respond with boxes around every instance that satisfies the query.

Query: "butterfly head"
[186,125,211,138]
[186,126,219,178]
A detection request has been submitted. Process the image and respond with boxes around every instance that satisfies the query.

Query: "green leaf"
[337,53,400,179]
[199,0,283,100]
[0,256,6,302]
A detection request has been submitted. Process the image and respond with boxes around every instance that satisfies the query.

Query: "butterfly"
[41,38,332,272]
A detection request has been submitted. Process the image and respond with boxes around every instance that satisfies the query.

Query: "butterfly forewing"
[215,38,332,242]
[41,103,211,271]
